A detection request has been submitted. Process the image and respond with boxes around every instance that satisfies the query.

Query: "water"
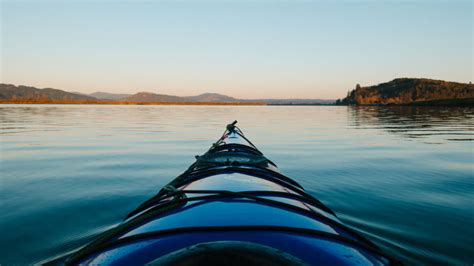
[0,105,473,265]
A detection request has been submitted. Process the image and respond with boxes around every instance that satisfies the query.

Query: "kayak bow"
[66,121,400,265]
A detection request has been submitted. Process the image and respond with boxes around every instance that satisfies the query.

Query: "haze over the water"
[1,0,472,99]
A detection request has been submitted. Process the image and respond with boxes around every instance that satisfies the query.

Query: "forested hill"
[0,84,97,103]
[337,78,473,106]
[0,84,332,105]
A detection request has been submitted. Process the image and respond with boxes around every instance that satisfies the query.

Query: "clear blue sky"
[1,0,472,99]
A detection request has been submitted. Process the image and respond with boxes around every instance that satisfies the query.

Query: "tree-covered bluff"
[337,78,473,106]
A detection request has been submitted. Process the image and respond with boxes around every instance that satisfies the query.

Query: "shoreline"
[0,101,267,106]
[0,102,471,107]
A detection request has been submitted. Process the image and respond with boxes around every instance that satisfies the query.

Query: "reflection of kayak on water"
[63,121,400,265]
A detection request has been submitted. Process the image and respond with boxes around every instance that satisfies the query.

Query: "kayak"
[64,121,400,265]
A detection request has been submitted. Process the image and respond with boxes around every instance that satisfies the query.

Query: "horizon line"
[0,82,338,100]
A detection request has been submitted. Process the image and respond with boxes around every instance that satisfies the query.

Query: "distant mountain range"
[0,84,334,105]
[337,78,473,106]
[0,84,97,103]
[89,92,132,100]
[3,78,469,106]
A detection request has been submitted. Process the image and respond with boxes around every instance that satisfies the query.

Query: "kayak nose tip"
[226,120,238,132]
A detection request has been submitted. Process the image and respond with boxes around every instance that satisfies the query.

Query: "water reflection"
[348,106,474,142]
[1,105,473,265]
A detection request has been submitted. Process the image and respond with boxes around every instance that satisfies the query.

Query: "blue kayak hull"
[63,122,399,265]
[83,230,389,265]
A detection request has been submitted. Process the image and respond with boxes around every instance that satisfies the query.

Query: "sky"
[1,0,472,99]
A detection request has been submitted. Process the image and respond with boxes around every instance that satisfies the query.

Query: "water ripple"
[1,104,473,265]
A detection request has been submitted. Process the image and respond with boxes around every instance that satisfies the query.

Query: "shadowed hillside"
[0,84,332,105]
[0,84,98,103]
[337,78,473,106]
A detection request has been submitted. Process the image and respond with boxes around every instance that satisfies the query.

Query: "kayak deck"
[65,121,399,265]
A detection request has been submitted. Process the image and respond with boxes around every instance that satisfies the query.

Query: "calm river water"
[0,105,473,265]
